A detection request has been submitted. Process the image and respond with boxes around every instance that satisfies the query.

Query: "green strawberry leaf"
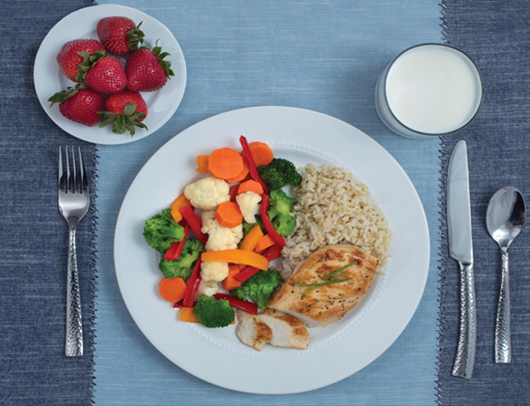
[126,22,145,52]
[98,101,148,137]
[76,50,106,81]
[47,84,83,106]
[123,103,137,116]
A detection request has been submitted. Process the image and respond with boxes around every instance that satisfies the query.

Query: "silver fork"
[58,146,90,357]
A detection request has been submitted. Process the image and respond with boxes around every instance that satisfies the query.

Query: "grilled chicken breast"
[236,309,273,351]
[258,309,309,350]
[268,244,379,327]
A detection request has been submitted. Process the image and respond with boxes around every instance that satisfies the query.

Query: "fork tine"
[65,146,72,193]
[58,146,65,192]
[78,147,89,194]
[71,146,78,194]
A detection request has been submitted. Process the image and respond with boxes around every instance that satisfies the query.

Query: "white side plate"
[34,4,186,145]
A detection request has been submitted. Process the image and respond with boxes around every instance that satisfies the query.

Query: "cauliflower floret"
[201,211,243,251]
[236,191,262,223]
[195,279,220,299]
[184,176,230,211]
[200,261,229,282]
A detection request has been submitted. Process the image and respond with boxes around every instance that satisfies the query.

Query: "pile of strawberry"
[48,16,174,136]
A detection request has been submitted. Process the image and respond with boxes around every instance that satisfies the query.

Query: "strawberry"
[125,41,174,92]
[56,39,105,82]
[98,90,148,136]
[48,86,103,127]
[78,52,127,94]
[97,16,145,56]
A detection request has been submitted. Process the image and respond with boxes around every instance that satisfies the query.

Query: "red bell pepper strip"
[213,293,258,315]
[180,206,208,246]
[234,266,259,282]
[261,242,283,261]
[173,299,193,308]
[260,193,285,248]
[183,258,202,307]
[163,225,190,260]
[239,135,269,195]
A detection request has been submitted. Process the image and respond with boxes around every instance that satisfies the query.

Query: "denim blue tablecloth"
[8,0,526,405]
[0,1,98,405]
[436,1,530,405]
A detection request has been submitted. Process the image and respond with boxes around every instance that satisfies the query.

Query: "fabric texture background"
[437,1,530,405]
[94,1,441,405]
[0,1,97,405]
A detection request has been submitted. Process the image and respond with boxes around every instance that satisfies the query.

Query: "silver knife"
[447,140,477,379]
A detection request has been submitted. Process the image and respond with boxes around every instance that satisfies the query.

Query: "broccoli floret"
[193,295,235,328]
[241,215,265,240]
[143,208,185,253]
[257,158,302,191]
[158,238,205,279]
[268,189,297,237]
[230,269,283,309]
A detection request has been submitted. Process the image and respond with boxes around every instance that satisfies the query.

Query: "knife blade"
[447,140,477,379]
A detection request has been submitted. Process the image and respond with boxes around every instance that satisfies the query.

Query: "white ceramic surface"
[34,4,186,145]
[114,106,430,394]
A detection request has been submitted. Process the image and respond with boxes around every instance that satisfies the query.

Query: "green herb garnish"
[294,261,358,295]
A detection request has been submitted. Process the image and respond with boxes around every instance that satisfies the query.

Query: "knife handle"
[495,248,511,363]
[452,262,477,379]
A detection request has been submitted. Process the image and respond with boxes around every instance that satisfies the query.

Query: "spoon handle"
[452,262,477,379]
[495,248,511,363]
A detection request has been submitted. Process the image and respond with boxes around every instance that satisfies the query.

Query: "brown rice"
[281,164,392,278]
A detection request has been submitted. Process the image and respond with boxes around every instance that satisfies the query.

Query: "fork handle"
[495,248,511,363]
[66,226,83,357]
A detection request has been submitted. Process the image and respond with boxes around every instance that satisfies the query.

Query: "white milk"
[385,45,482,135]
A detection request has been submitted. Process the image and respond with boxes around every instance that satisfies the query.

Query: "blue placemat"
[94,1,442,405]
[0,1,98,405]
[437,1,530,405]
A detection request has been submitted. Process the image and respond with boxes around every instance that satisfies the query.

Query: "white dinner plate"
[34,4,186,145]
[114,106,430,394]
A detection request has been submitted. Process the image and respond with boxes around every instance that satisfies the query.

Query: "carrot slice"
[208,147,244,180]
[222,265,242,290]
[171,193,192,223]
[196,155,210,174]
[243,141,274,167]
[255,234,275,252]
[237,179,264,196]
[240,225,264,252]
[225,156,249,183]
[214,201,243,228]
[159,277,187,303]
[201,250,269,270]
[179,307,201,323]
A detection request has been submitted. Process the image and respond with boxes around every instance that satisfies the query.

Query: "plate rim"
[113,105,431,394]
[33,3,187,145]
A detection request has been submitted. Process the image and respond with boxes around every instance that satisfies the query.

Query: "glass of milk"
[375,44,483,139]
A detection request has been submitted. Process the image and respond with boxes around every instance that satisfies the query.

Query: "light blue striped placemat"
[94,1,442,404]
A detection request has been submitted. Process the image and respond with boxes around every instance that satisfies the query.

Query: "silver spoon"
[486,186,526,363]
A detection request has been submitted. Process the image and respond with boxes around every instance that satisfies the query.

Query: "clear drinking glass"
[375,43,483,139]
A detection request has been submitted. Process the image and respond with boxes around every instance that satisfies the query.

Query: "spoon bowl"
[486,187,526,249]
[486,186,526,364]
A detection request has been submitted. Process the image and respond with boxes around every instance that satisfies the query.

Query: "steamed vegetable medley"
[143,136,302,328]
